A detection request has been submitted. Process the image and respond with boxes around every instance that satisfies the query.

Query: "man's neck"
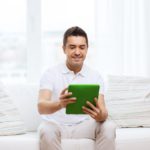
[66,63,83,74]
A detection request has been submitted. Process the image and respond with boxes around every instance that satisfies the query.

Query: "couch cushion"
[4,83,42,132]
[105,75,150,127]
[0,81,26,135]
[0,129,150,150]
[116,128,150,150]
[0,132,95,150]
[0,132,39,150]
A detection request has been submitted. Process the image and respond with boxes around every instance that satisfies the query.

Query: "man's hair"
[63,26,88,47]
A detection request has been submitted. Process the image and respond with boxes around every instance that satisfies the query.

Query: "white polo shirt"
[39,63,105,126]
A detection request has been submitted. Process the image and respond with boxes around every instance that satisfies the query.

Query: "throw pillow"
[0,81,26,135]
[105,75,150,127]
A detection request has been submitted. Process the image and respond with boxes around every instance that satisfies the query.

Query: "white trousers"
[38,119,116,150]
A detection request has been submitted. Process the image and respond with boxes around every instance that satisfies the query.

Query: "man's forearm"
[99,107,108,122]
[38,100,62,114]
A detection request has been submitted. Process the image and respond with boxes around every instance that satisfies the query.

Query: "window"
[41,0,96,71]
[0,0,26,82]
[0,0,96,83]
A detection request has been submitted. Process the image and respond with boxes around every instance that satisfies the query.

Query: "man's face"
[63,36,88,69]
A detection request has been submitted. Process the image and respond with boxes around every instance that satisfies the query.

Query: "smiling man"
[38,26,116,150]
[64,35,87,73]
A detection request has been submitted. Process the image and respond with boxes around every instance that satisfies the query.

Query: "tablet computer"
[66,84,100,114]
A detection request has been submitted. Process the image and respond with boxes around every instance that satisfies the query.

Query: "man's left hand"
[82,98,103,122]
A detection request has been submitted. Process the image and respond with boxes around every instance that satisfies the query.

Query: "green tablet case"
[66,84,100,114]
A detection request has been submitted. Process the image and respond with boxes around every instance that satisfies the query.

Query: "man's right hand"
[59,88,76,108]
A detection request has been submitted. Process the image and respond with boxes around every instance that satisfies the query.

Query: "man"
[38,26,116,150]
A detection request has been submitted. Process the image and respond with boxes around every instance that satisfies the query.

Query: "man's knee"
[39,122,61,143]
[99,120,117,139]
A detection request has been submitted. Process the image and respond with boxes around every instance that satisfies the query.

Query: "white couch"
[0,82,150,150]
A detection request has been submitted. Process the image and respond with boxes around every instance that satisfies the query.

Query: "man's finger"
[94,97,99,107]
[67,99,77,104]
[60,92,72,99]
[82,106,97,116]
[82,109,96,119]
[61,98,76,105]
[86,101,97,111]
[61,87,68,95]
[63,97,76,102]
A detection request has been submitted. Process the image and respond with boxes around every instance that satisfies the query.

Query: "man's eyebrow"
[69,44,76,46]
[80,45,86,47]
[68,44,86,47]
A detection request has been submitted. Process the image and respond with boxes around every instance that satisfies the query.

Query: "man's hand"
[82,97,105,122]
[59,88,76,108]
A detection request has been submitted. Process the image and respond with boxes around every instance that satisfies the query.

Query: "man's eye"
[80,47,85,50]
[70,46,75,49]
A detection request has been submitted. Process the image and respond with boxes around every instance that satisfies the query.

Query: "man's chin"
[72,62,83,67]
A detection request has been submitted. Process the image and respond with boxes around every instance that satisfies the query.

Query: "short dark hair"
[63,26,88,47]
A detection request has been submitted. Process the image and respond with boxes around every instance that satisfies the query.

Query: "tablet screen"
[66,84,100,114]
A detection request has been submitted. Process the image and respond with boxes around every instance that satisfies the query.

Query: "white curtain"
[95,0,150,77]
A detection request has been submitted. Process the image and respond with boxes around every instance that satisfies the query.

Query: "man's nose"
[74,48,80,55]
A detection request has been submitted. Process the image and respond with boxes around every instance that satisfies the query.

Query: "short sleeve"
[39,69,54,91]
[97,75,105,95]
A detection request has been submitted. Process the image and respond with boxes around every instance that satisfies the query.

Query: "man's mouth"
[72,57,82,61]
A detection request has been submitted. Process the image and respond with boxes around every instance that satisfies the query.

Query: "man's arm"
[38,89,62,114]
[82,94,108,122]
[38,88,76,114]
[97,94,108,121]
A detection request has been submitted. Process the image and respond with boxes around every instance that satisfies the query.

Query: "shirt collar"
[62,63,87,77]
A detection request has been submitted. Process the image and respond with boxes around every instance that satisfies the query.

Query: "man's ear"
[62,45,66,54]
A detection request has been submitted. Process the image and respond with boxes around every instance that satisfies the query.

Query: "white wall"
[95,0,150,77]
